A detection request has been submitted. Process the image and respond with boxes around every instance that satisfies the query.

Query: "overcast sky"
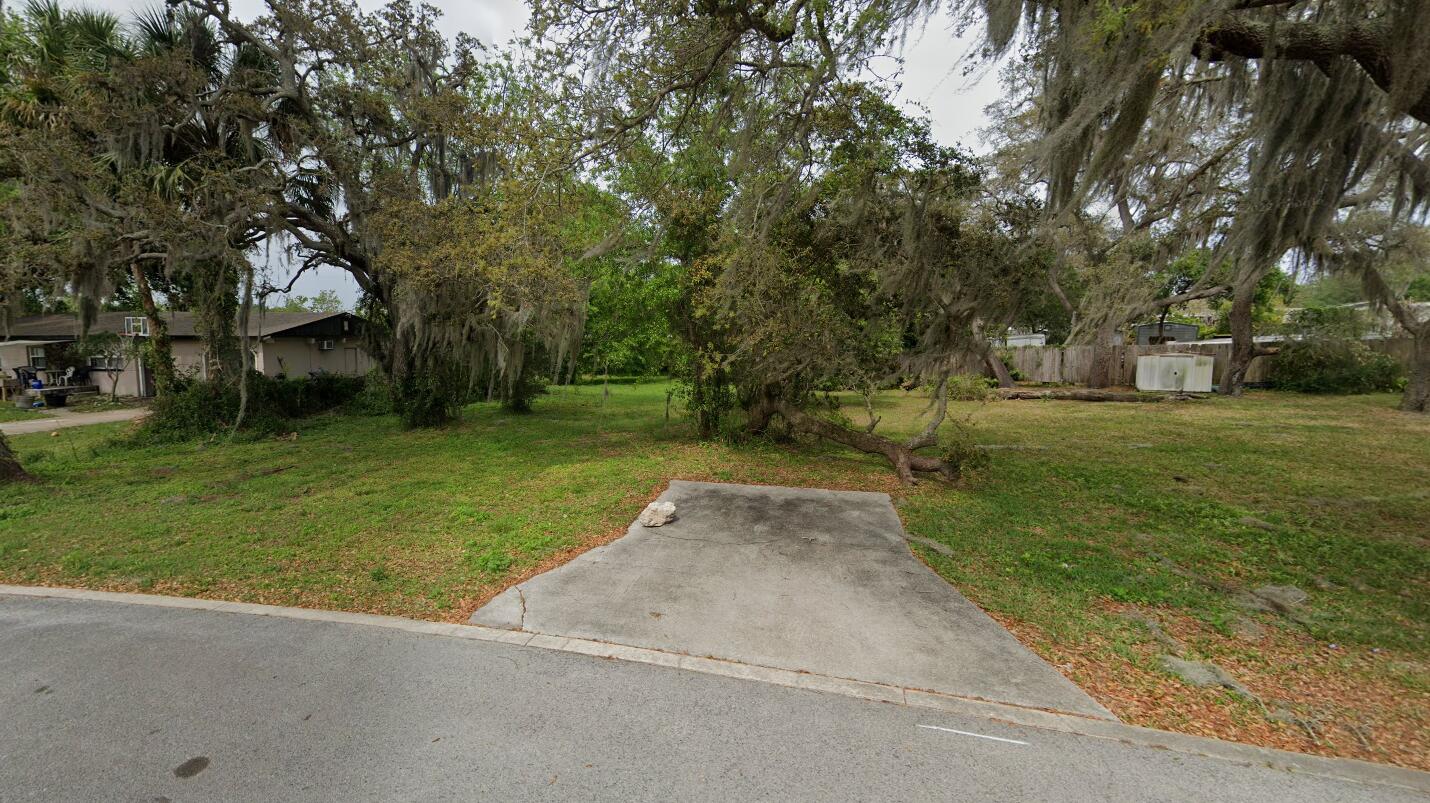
[79,0,1001,308]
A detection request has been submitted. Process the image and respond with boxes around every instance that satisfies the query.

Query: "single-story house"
[1,310,372,398]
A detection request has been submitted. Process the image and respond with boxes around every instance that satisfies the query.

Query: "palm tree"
[2,2,279,389]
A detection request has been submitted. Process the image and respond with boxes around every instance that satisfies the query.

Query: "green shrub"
[392,364,467,428]
[1269,306,1404,394]
[500,358,549,414]
[1270,339,1403,394]
[343,368,395,416]
[947,373,996,402]
[135,372,369,443]
[939,422,989,479]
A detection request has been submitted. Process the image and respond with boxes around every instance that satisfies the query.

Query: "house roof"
[2,310,355,341]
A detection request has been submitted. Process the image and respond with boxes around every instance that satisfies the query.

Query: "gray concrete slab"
[470,480,1112,719]
[0,406,147,435]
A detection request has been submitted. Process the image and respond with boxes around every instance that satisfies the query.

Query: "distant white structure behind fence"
[998,338,1415,387]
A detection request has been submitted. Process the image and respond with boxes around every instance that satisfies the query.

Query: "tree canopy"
[2,0,1427,485]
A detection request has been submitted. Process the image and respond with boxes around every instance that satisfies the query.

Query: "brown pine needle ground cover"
[2,382,1426,769]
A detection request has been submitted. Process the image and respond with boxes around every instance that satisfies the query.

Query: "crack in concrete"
[516,586,527,630]
[655,533,782,546]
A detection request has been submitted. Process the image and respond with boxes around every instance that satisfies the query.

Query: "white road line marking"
[918,724,1030,745]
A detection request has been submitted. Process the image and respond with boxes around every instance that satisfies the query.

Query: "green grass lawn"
[2,382,1426,767]
[0,404,45,421]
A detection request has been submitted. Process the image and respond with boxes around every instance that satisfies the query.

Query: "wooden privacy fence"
[999,338,1415,387]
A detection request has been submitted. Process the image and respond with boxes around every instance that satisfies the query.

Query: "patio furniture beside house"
[6,365,99,407]
[45,366,76,386]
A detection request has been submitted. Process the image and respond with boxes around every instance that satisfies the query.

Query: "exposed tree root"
[748,393,952,485]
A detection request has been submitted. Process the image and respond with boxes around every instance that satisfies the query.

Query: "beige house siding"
[0,342,32,375]
[258,337,371,378]
[83,338,370,396]
[173,340,208,379]
[0,342,56,373]
[89,361,140,397]
[4,311,373,398]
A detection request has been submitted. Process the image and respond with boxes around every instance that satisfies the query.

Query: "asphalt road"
[0,594,1419,802]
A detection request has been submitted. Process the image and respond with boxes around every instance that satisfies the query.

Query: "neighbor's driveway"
[3,591,1422,802]
[0,406,147,435]
[471,480,1109,719]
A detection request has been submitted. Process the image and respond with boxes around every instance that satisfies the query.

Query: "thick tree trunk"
[1355,261,1429,414]
[970,318,1015,388]
[688,351,729,439]
[1402,330,1429,413]
[0,432,31,483]
[192,260,241,380]
[984,349,1015,388]
[1222,284,1260,396]
[231,264,254,436]
[1087,325,1120,388]
[749,392,952,485]
[130,262,176,396]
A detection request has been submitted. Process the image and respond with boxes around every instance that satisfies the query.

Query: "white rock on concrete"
[637,501,677,527]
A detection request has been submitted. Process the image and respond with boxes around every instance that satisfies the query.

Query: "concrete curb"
[4,583,1426,794]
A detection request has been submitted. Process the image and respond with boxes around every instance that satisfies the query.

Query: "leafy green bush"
[392,361,469,428]
[947,373,997,402]
[343,368,395,416]
[1270,340,1403,394]
[939,423,989,479]
[1269,306,1404,394]
[500,358,549,414]
[134,372,368,443]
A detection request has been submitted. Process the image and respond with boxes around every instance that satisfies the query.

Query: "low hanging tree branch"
[1194,15,1430,125]
[907,377,950,451]
[748,391,954,485]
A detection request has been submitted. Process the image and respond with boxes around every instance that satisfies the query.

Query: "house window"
[89,353,125,369]
[317,339,335,351]
[27,346,47,369]
[123,316,149,336]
